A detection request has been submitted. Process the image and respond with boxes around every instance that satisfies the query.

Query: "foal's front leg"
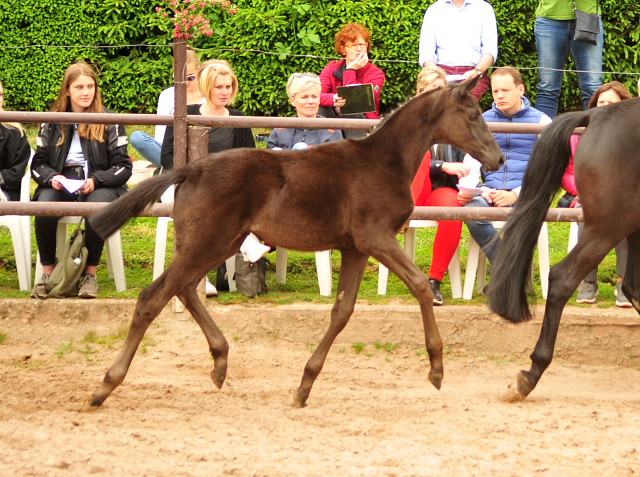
[294,249,368,407]
[370,238,443,390]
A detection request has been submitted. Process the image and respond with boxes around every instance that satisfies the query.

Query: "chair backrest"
[19,149,34,203]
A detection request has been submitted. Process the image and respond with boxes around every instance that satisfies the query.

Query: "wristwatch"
[473,67,482,76]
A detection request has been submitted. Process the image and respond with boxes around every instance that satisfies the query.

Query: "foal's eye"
[469,113,479,121]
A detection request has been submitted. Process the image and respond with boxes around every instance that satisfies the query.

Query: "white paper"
[457,185,484,196]
[446,74,466,82]
[57,178,85,194]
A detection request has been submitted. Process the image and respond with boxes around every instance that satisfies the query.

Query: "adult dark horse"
[488,97,640,400]
[88,77,504,408]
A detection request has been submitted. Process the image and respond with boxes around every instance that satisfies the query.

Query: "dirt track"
[1,301,640,476]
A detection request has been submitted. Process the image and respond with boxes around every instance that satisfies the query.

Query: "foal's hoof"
[292,389,308,408]
[210,369,226,389]
[516,371,536,398]
[79,394,103,411]
[428,371,443,390]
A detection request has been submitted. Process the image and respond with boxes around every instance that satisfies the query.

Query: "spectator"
[562,81,633,306]
[0,81,31,201]
[534,0,603,118]
[418,0,498,101]
[130,48,205,168]
[410,66,479,305]
[267,73,342,150]
[161,60,264,296]
[460,67,551,263]
[31,62,132,299]
[319,22,385,137]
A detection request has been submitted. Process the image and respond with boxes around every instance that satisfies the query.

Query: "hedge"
[1,0,638,116]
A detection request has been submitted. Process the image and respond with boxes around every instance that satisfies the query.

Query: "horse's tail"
[90,170,188,240]
[487,111,591,323]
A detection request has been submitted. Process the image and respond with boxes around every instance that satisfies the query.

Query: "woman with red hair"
[319,23,385,134]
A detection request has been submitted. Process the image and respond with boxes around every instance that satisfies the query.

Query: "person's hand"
[346,50,369,70]
[50,175,66,191]
[442,163,470,178]
[480,186,493,204]
[463,68,481,80]
[489,189,517,207]
[333,93,346,108]
[457,191,474,206]
[79,178,95,195]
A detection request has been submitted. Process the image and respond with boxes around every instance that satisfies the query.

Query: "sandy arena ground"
[1,301,640,476]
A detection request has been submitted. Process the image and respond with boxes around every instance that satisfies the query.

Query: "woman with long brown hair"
[31,62,132,298]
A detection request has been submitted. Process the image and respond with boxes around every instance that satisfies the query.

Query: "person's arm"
[266,129,281,150]
[0,128,30,191]
[237,127,256,149]
[30,123,59,187]
[418,7,438,67]
[154,87,174,144]
[89,123,132,189]
[319,62,338,108]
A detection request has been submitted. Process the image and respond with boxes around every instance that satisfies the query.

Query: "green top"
[535,0,599,20]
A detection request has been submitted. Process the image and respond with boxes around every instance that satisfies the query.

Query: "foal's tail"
[487,111,591,323]
[90,170,188,240]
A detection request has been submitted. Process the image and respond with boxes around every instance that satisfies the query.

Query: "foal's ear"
[459,75,481,96]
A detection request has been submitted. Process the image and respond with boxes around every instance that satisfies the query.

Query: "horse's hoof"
[211,369,226,389]
[292,389,308,408]
[78,394,102,411]
[516,370,536,398]
[428,372,443,390]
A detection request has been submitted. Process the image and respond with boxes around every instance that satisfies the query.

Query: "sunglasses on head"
[186,74,196,82]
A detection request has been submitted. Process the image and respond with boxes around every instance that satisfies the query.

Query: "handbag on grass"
[573,0,600,46]
[40,218,89,299]
[233,253,268,298]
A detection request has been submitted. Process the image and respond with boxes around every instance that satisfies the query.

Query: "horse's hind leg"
[516,227,624,399]
[177,283,229,389]
[368,238,443,390]
[90,266,190,406]
[294,249,368,407]
[621,229,640,313]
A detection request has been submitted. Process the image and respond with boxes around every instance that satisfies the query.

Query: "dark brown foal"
[89,77,504,407]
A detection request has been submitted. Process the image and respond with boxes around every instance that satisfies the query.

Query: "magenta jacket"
[561,135,580,196]
[319,59,385,119]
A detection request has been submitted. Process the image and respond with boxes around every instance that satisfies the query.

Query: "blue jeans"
[130,131,162,168]
[464,196,502,263]
[535,16,603,118]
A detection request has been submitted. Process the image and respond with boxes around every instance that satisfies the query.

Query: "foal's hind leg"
[90,265,192,406]
[177,283,230,389]
[621,229,640,313]
[368,238,443,390]
[515,228,624,400]
[294,249,368,407]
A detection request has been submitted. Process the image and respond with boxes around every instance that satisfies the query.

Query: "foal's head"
[410,77,504,172]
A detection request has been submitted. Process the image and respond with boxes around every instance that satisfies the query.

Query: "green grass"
[0,125,625,307]
[352,342,365,354]
[0,331,7,344]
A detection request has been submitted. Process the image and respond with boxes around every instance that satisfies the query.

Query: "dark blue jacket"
[481,97,546,191]
[267,115,343,150]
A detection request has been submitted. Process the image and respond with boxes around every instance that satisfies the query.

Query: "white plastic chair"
[463,221,549,300]
[35,216,127,292]
[567,222,579,252]
[0,152,33,291]
[275,248,333,296]
[377,220,463,297]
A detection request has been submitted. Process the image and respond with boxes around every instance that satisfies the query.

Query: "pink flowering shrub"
[156,0,237,39]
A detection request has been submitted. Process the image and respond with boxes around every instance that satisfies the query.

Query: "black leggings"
[35,187,119,267]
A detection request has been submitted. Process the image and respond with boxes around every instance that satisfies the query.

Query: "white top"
[418,0,498,68]
[154,87,206,144]
[65,129,86,167]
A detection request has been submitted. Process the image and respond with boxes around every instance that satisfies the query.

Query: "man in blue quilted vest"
[459,67,551,262]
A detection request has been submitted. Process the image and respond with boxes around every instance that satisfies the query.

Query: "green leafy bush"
[1,0,638,115]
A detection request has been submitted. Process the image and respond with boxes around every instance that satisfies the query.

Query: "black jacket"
[31,110,132,199]
[160,104,255,170]
[429,144,467,191]
[0,124,31,200]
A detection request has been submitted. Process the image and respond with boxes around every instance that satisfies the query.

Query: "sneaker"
[205,277,218,297]
[576,280,598,304]
[615,281,632,308]
[78,273,98,299]
[240,234,271,263]
[32,273,50,298]
[429,278,444,306]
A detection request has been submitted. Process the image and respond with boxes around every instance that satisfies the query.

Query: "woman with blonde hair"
[267,72,342,150]
[31,62,132,298]
[160,60,261,296]
[0,81,31,201]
